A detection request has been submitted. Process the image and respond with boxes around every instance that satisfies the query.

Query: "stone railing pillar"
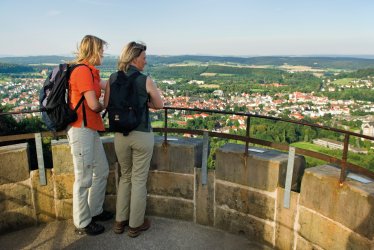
[146,137,202,221]
[214,143,306,247]
[0,143,34,233]
[297,165,374,249]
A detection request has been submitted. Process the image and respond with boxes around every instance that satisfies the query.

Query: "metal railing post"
[244,115,251,156]
[284,146,296,208]
[35,133,46,185]
[163,108,168,146]
[201,131,209,185]
[339,134,350,184]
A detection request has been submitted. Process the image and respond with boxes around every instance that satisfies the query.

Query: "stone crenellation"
[0,136,373,249]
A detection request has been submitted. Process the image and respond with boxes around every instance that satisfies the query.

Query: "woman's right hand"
[146,77,163,109]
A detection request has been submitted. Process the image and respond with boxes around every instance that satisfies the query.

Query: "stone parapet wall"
[214,143,305,247]
[146,137,201,221]
[0,143,35,233]
[51,137,118,218]
[0,143,30,185]
[1,138,374,249]
[298,165,374,249]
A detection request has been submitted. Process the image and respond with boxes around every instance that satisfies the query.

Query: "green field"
[291,141,329,152]
[291,141,374,171]
[151,121,164,128]
[217,73,234,76]
[0,77,12,83]
[331,78,356,85]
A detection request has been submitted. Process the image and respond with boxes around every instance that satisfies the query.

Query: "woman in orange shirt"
[67,35,112,236]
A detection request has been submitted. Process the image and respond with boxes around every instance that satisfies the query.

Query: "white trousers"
[67,126,109,228]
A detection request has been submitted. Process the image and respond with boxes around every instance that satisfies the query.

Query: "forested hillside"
[0,63,34,73]
[2,55,374,70]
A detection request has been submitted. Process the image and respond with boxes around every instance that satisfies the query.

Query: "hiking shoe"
[128,218,151,238]
[75,221,105,236]
[92,210,114,222]
[113,220,129,234]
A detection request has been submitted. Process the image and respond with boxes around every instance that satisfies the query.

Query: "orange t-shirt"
[68,63,104,131]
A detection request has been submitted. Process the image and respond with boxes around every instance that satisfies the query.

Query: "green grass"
[291,141,374,171]
[331,78,356,85]
[217,73,234,76]
[291,141,329,152]
[250,89,267,92]
[151,121,164,128]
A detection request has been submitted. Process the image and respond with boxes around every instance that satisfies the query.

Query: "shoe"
[75,221,105,236]
[113,220,129,234]
[128,218,151,238]
[92,210,114,222]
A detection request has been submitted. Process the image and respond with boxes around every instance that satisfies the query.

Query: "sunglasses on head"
[132,42,146,51]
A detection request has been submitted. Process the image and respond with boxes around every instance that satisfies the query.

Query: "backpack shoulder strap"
[68,64,94,127]
[128,71,149,129]
[70,64,94,80]
[128,71,141,81]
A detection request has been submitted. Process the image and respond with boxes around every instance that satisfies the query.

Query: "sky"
[1,0,374,57]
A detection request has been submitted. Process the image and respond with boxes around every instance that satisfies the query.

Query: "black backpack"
[39,64,90,132]
[105,71,147,136]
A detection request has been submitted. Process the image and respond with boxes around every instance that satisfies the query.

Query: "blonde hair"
[118,41,147,72]
[73,35,107,65]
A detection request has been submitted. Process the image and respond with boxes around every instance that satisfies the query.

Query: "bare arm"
[146,77,163,109]
[103,80,110,108]
[100,79,108,90]
[83,90,103,112]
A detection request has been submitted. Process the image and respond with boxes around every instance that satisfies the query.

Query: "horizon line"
[1,54,374,59]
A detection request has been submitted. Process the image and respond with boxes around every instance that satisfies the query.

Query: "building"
[362,121,374,137]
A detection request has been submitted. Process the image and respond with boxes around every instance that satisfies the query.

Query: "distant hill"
[1,55,374,70]
[338,68,374,78]
[0,62,34,73]
[148,55,374,70]
[0,55,73,65]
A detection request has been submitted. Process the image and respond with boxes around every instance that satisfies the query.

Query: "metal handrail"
[1,107,374,182]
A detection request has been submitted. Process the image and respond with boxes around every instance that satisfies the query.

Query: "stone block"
[275,188,299,250]
[103,195,116,213]
[0,179,32,211]
[146,195,194,221]
[295,235,324,250]
[54,170,116,200]
[215,206,274,246]
[55,197,115,220]
[215,180,275,220]
[147,170,194,199]
[54,173,74,200]
[300,165,374,239]
[195,168,214,226]
[216,143,305,192]
[30,169,56,222]
[0,206,36,234]
[51,139,73,175]
[298,206,373,250]
[102,136,117,170]
[0,143,30,185]
[52,137,117,174]
[55,199,72,220]
[106,170,117,195]
[151,136,202,174]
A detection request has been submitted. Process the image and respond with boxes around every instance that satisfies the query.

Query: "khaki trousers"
[114,131,154,228]
[67,126,109,228]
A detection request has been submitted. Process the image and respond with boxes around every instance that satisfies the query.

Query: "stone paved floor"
[0,216,273,250]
